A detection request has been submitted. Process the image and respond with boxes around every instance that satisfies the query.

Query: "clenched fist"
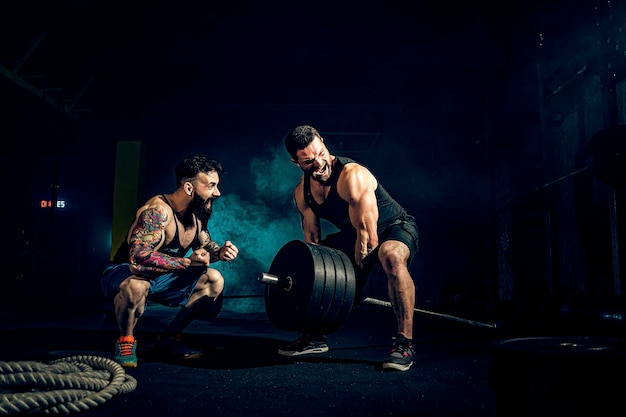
[219,240,239,262]
[189,248,210,267]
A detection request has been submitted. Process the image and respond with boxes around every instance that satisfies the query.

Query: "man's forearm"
[130,247,190,273]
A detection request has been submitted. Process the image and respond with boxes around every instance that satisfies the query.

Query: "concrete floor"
[1,297,624,416]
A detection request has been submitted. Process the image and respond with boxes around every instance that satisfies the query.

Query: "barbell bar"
[257,240,498,333]
[361,297,497,329]
[259,274,497,329]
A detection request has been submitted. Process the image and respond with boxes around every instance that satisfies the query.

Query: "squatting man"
[101,154,238,367]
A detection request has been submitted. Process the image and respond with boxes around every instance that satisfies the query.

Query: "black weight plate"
[311,244,355,332]
[265,240,314,331]
[265,240,355,334]
[488,336,626,416]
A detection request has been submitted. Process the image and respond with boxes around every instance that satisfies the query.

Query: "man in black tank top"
[280,125,420,372]
[101,155,239,367]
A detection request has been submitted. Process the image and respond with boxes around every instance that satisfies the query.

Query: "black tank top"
[112,194,202,263]
[303,156,407,235]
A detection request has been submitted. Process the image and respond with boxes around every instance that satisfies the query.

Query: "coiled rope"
[0,355,137,415]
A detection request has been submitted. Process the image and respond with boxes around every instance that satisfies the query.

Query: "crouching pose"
[101,154,238,367]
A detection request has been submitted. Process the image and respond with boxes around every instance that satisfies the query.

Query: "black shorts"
[377,216,420,263]
[321,216,419,300]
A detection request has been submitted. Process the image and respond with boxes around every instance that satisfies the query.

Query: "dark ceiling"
[1,0,589,121]
[0,0,613,219]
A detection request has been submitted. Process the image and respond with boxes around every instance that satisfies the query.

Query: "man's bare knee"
[119,278,150,303]
[196,269,225,296]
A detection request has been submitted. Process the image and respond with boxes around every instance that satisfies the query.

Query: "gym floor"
[1,298,623,417]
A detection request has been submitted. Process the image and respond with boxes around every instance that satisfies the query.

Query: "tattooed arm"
[196,227,218,262]
[199,229,238,263]
[128,205,191,274]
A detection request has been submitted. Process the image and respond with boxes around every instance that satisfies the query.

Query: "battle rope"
[0,355,137,415]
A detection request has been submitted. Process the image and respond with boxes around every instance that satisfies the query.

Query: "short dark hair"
[175,154,224,186]
[284,125,321,159]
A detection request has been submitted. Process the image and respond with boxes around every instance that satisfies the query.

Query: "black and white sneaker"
[278,333,329,356]
[382,334,415,371]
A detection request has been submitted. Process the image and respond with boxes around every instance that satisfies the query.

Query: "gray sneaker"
[278,333,329,356]
[382,334,415,371]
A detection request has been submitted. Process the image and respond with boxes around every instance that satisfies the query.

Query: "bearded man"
[101,154,238,367]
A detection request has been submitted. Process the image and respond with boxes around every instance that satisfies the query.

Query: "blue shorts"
[101,264,206,307]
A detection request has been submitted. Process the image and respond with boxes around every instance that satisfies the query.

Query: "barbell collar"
[258,272,293,291]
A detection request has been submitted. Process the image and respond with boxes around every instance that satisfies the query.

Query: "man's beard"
[309,162,331,183]
[191,193,213,225]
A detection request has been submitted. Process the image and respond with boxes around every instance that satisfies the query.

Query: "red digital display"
[40,200,66,208]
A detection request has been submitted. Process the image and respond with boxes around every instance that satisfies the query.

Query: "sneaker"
[114,336,138,368]
[278,333,329,356]
[156,333,203,359]
[382,334,415,371]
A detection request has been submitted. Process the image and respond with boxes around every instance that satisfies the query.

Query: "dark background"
[1,0,625,325]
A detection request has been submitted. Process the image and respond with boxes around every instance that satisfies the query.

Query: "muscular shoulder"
[293,176,305,198]
[293,175,310,211]
[340,163,376,187]
[134,196,173,227]
[338,162,377,200]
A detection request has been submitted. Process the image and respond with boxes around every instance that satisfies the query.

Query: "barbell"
[259,240,356,335]
[258,240,497,335]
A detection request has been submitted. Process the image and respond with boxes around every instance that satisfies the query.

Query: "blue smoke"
[209,143,303,312]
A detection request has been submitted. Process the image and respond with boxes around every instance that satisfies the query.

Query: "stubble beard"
[311,162,331,183]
